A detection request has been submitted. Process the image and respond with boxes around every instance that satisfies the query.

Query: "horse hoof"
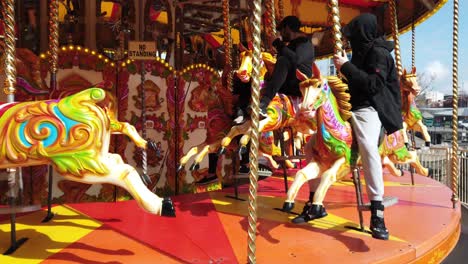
[147,140,157,150]
[189,163,200,171]
[161,197,176,217]
[239,146,247,155]
[282,202,295,212]
[217,147,226,156]
[176,164,184,173]
[425,141,431,147]
[141,174,152,185]
[399,168,405,177]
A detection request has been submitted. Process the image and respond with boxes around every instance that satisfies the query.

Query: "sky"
[318,0,467,95]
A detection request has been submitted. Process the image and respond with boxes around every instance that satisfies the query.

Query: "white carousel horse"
[282,67,428,211]
[0,88,175,216]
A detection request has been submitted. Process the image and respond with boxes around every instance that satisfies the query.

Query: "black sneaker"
[259,108,268,120]
[239,165,250,174]
[233,108,247,125]
[292,203,327,224]
[370,216,389,240]
[233,114,247,125]
[370,201,389,240]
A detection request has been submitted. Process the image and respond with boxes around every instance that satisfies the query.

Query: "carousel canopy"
[177,0,448,58]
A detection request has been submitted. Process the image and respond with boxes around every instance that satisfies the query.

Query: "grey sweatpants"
[350,107,384,201]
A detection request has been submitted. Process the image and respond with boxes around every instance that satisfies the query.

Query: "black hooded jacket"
[340,13,403,134]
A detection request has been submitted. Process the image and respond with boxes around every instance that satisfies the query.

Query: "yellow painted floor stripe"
[210,192,405,242]
[334,179,437,188]
[0,205,101,264]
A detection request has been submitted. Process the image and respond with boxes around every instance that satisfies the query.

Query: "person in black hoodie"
[333,13,403,240]
[233,16,315,124]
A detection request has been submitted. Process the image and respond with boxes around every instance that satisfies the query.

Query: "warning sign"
[128,41,157,60]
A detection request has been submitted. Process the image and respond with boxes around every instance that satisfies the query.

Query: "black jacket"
[272,36,315,97]
[340,14,402,134]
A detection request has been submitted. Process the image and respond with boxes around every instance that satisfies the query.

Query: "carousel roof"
[177,0,448,58]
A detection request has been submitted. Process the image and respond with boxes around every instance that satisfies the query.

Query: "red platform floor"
[0,170,461,264]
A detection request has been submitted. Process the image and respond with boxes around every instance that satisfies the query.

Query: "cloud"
[422,60,451,93]
[424,60,450,81]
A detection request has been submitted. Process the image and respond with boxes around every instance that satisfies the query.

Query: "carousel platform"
[0,170,461,264]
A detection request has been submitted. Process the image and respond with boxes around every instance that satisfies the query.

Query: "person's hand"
[333,50,349,73]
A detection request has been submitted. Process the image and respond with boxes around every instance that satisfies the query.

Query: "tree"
[415,71,437,107]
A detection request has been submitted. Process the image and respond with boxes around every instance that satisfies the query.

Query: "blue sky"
[400,0,467,94]
[319,0,467,95]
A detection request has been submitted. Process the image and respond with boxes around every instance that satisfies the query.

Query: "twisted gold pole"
[451,0,459,209]
[328,0,343,55]
[411,19,415,69]
[49,0,59,75]
[247,0,262,262]
[278,0,284,21]
[389,0,402,76]
[2,0,16,102]
[222,0,233,92]
[265,0,277,53]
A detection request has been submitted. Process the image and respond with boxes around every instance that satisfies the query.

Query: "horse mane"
[400,73,417,91]
[327,76,352,121]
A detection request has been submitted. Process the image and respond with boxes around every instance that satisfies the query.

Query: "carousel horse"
[0,88,175,216]
[400,67,431,147]
[177,66,286,178]
[282,67,428,211]
[218,49,312,157]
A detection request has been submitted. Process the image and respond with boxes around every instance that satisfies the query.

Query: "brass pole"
[278,0,284,21]
[222,0,233,92]
[389,0,402,76]
[265,0,277,53]
[247,0,262,262]
[451,0,459,209]
[2,0,16,103]
[43,0,60,223]
[49,0,59,91]
[411,18,415,69]
[328,0,344,55]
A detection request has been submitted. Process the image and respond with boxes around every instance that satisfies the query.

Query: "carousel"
[0,0,462,263]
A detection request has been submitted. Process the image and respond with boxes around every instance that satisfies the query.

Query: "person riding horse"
[233,16,315,124]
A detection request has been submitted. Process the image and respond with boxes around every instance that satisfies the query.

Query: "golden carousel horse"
[400,67,431,147]
[282,68,428,212]
[218,49,313,158]
[0,88,175,216]
[177,50,297,178]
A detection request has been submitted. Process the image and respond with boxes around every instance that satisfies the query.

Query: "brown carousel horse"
[400,67,431,147]
[282,68,428,212]
[218,49,313,157]
[0,88,175,216]
[177,56,288,178]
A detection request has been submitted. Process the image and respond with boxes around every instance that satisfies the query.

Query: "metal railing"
[399,146,468,203]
